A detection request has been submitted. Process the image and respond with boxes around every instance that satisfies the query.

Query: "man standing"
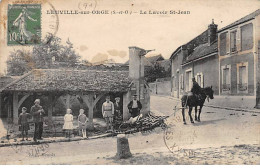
[30,99,45,142]
[191,77,202,100]
[127,94,142,118]
[102,96,114,132]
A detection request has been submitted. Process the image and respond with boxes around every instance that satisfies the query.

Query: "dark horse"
[181,86,214,124]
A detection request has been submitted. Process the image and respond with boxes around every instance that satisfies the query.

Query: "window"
[185,70,192,92]
[180,74,184,90]
[230,31,237,52]
[221,65,231,92]
[241,23,253,51]
[196,73,204,88]
[220,32,227,56]
[237,62,248,93]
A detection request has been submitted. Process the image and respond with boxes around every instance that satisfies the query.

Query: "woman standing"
[63,109,74,138]
[114,97,123,129]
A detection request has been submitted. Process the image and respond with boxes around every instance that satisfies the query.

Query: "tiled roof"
[125,54,164,66]
[2,69,132,92]
[218,9,260,32]
[183,41,218,64]
[170,29,209,60]
[146,55,164,64]
[0,76,17,89]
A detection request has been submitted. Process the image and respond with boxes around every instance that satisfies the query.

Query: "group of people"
[18,99,89,141]
[18,94,143,141]
[101,94,142,132]
[18,99,45,142]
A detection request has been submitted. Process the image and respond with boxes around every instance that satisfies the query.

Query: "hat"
[115,97,120,100]
[22,107,27,111]
[34,99,40,103]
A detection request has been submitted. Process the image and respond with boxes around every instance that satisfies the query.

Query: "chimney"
[128,46,146,80]
[181,45,188,61]
[208,19,218,45]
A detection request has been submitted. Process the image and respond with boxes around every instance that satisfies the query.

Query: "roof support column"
[48,94,54,121]
[65,94,71,109]
[0,93,2,118]
[13,92,18,125]
[81,93,105,130]
[88,94,94,130]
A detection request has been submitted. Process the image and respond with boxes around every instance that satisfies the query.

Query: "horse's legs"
[182,103,187,125]
[188,107,194,123]
[195,106,198,121]
[198,106,203,122]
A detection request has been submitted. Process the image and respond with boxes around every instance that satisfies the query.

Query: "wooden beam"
[93,93,105,106]
[18,94,30,109]
[13,92,19,124]
[65,94,71,109]
[81,94,94,130]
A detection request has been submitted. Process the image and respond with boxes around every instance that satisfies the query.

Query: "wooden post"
[88,94,94,130]
[65,94,71,109]
[48,94,53,121]
[0,93,2,118]
[116,134,132,159]
[13,92,19,124]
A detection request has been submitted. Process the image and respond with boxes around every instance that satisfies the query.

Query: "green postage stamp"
[7,4,41,45]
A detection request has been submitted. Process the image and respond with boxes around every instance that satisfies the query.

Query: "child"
[18,107,31,141]
[78,109,88,138]
[63,109,74,138]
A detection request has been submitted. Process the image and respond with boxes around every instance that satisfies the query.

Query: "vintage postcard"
[0,0,259,165]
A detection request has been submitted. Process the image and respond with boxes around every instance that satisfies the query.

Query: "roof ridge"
[218,8,260,32]
[0,70,34,92]
[33,68,129,73]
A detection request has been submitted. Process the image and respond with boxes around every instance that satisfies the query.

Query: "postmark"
[163,122,197,158]
[5,117,57,158]
[7,4,41,45]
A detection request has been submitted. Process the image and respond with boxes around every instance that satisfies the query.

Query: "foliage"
[32,34,80,68]
[145,63,171,83]
[7,34,83,76]
[6,49,34,76]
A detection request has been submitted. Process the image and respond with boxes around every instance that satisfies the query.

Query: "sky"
[0,0,259,74]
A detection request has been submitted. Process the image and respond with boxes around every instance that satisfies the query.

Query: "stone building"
[218,9,260,108]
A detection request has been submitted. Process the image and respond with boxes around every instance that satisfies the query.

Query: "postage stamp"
[7,4,41,45]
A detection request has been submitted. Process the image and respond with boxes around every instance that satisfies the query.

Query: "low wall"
[149,79,171,96]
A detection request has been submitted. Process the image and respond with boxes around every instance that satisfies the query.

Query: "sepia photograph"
[0,0,259,165]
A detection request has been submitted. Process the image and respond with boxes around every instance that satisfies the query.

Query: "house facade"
[170,21,219,98]
[218,9,260,108]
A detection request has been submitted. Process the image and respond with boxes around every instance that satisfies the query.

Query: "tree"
[7,49,34,76]
[32,34,80,68]
[145,63,171,83]
[7,34,81,75]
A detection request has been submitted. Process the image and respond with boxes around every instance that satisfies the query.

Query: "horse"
[181,86,214,124]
